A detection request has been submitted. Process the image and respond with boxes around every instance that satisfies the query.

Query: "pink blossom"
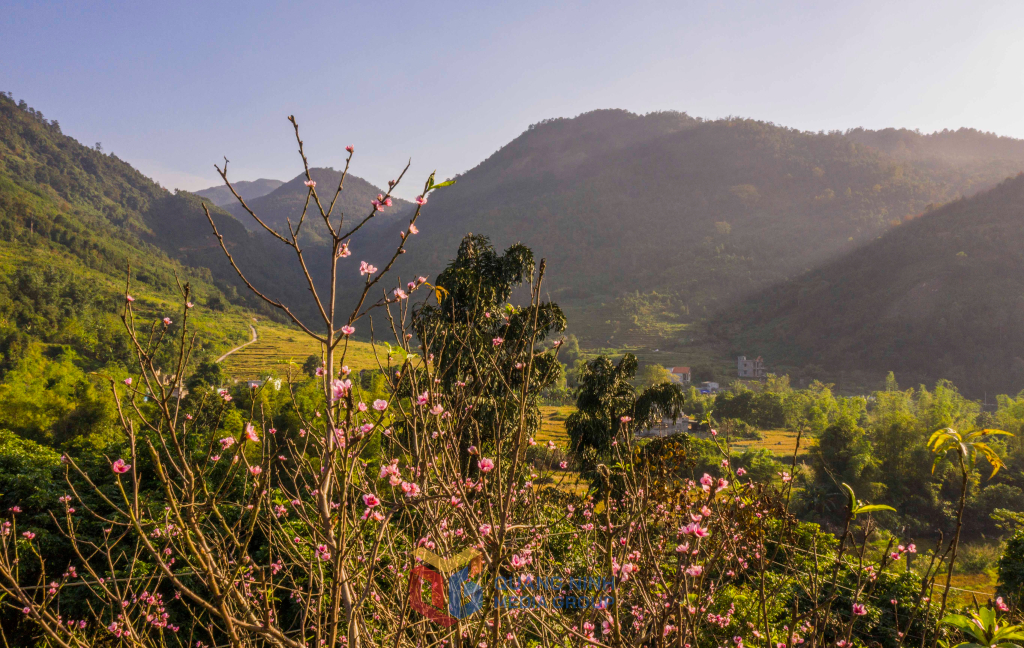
[400,481,421,498]
[186,301,193,308]
[620,416,632,423]
[429,404,444,416]
[510,554,526,569]
[686,565,703,577]
[996,597,1009,611]
[559,461,568,469]
[219,437,235,450]
[304,180,316,188]
[907,544,917,553]
[345,145,354,153]
[373,399,388,411]
[479,524,492,536]
[123,377,132,386]
[341,325,355,336]
[249,466,262,476]
[357,402,368,412]
[8,506,21,513]
[126,294,135,302]
[736,467,747,476]
[162,317,172,326]
[244,424,259,443]
[478,458,495,472]
[363,493,381,508]
[852,603,867,616]
[408,224,419,235]
[492,337,503,346]
[22,531,35,540]
[415,195,427,205]
[393,288,407,299]
[359,261,377,276]
[316,544,331,561]
[780,471,792,483]
[112,459,131,474]
[338,241,351,258]
[331,379,352,401]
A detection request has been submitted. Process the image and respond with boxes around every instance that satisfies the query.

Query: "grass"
[537,405,573,446]
[729,429,808,458]
[219,323,407,381]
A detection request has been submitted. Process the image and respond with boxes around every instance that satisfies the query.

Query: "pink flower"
[996,597,1009,612]
[244,424,259,443]
[906,543,916,553]
[393,288,407,299]
[415,195,427,205]
[736,467,747,476]
[8,506,21,513]
[331,379,352,401]
[429,404,444,416]
[478,458,495,472]
[316,544,331,561]
[341,325,355,336]
[357,402,368,412]
[620,416,632,423]
[112,459,131,474]
[400,481,421,498]
[346,145,354,153]
[126,294,135,302]
[338,241,351,258]
[304,180,316,188]
[123,377,132,386]
[686,565,703,577]
[363,493,381,508]
[408,224,419,235]
[510,554,526,569]
[162,317,172,326]
[780,471,792,483]
[852,603,867,616]
[249,466,262,476]
[559,461,568,469]
[22,531,35,540]
[416,391,430,405]
[492,337,503,346]
[373,399,388,411]
[219,437,235,449]
[479,524,492,536]
[359,261,377,276]
[186,301,194,308]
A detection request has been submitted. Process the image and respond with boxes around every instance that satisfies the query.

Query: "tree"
[637,363,670,388]
[302,354,321,378]
[185,360,222,391]
[929,426,1013,615]
[566,353,684,467]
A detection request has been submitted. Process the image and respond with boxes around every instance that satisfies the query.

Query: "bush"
[997,528,1024,606]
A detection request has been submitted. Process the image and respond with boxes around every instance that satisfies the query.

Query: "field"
[219,323,407,381]
[728,429,808,458]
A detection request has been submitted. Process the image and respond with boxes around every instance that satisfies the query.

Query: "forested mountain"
[382,110,1024,348]
[714,173,1024,396]
[222,167,413,246]
[0,91,312,329]
[194,178,282,206]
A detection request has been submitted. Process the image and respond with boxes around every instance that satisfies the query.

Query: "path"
[216,325,257,363]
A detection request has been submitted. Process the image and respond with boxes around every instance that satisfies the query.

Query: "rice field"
[219,324,407,381]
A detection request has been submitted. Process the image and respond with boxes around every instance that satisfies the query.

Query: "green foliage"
[998,528,1024,605]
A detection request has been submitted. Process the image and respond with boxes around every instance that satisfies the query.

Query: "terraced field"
[219,324,407,381]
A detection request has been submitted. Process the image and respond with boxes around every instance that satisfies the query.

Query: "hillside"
[0,91,311,347]
[370,110,1024,352]
[714,173,1024,396]
[194,178,282,206]
[222,168,413,247]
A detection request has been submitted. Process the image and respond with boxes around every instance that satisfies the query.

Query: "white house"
[737,356,766,379]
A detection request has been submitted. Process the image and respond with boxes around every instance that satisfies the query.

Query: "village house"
[668,366,691,384]
[737,355,766,379]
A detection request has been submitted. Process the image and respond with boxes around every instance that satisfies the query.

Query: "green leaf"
[854,504,896,515]
[429,179,456,190]
[841,482,857,511]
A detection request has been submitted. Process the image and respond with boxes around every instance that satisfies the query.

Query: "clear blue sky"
[3,0,1023,197]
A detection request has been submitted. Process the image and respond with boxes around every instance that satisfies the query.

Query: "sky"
[3,0,1024,197]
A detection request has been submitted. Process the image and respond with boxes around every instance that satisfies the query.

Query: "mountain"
[374,109,1024,350]
[0,91,308,327]
[221,168,413,245]
[713,172,1024,396]
[194,178,283,206]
